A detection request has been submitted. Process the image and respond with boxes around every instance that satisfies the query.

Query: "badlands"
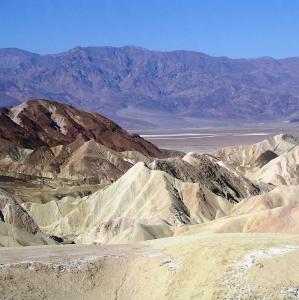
[0,99,299,299]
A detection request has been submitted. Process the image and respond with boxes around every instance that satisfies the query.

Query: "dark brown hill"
[0,99,162,157]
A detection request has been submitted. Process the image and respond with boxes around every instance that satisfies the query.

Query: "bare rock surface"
[176,185,299,235]
[216,134,299,168]
[1,234,299,299]
[0,137,133,184]
[150,153,260,202]
[0,100,298,299]
[0,189,40,235]
[0,221,56,247]
[21,155,259,244]
[1,99,162,157]
[216,134,299,185]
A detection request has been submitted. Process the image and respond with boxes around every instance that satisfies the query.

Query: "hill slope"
[0,99,162,157]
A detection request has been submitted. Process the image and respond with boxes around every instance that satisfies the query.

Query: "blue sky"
[0,0,298,58]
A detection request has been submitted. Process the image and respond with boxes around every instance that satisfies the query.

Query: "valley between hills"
[0,99,299,299]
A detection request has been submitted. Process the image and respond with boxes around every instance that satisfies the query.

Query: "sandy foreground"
[1,233,299,299]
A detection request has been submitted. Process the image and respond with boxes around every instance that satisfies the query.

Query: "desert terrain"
[2,1,299,299]
[137,121,299,153]
[2,234,299,299]
[0,99,298,299]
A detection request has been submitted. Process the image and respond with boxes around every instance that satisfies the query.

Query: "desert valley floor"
[0,100,299,299]
[136,121,299,153]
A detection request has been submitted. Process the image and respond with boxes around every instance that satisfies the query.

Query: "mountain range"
[0,46,299,128]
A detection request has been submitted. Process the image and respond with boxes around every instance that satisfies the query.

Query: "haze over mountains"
[1,46,299,128]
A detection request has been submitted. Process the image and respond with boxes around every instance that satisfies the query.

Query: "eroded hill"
[0,100,299,299]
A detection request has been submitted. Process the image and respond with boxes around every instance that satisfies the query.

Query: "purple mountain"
[0,46,299,127]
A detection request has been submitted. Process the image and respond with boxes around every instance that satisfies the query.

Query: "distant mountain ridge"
[0,46,299,127]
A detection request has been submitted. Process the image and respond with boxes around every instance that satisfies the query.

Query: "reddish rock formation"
[0,99,162,157]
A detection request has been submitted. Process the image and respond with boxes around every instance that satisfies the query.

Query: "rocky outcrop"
[0,189,40,235]
[0,188,56,247]
[21,153,260,244]
[150,153,260,203]
[253,150,278,168]
[21,162,228,243]
[216,134,299,168]
[0,100,297,249]
[255,147,299,185]
[216,134,299,186]
[176,185,299,235]
[0,137,133,184]
[0,221,56,247]
[0,99,168,184]
[0,99,162,157]
[0,113,43,149]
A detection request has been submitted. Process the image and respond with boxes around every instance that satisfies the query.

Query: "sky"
[0,0,298,58]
